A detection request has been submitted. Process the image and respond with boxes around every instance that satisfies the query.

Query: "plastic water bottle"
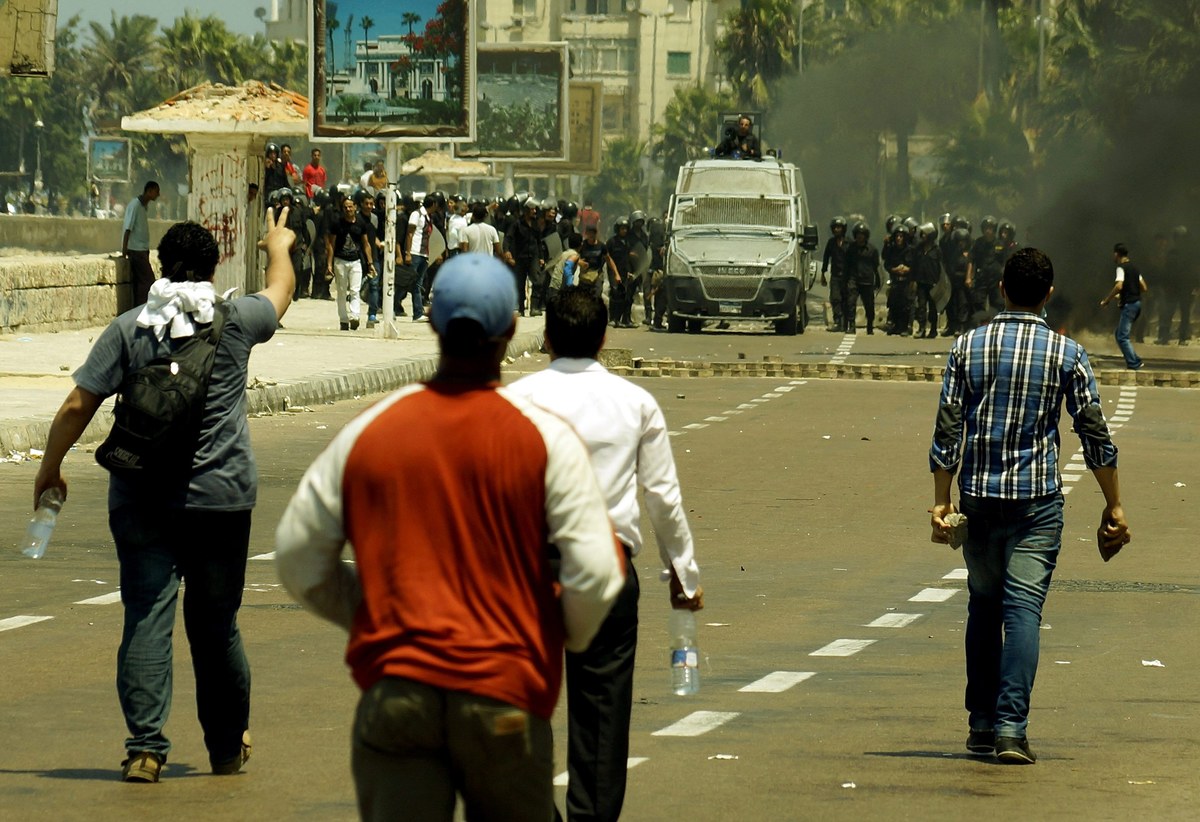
[23,488,64,559]
[669,609,700,695]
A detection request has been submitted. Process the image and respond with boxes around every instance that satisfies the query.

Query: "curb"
[609,358,1200,388]
[0,329,545,455]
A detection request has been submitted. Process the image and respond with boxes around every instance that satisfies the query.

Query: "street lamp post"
[34,118,44,185]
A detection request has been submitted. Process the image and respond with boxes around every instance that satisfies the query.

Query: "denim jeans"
[110,505,252,763]
[406,254,428,319]
[363,267,381,321]
[1115,300,1143,367]
[352,677,553,822]
[960,493,1063,739]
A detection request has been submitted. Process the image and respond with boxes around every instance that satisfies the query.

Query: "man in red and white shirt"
[276,254,624,821]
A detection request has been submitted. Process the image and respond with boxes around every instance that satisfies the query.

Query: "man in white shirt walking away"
[509,286,704,822]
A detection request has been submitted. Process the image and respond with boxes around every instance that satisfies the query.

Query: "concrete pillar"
[185,135,265,296]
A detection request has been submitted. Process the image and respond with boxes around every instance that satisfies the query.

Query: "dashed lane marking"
[0,615,53,632]
[943,568,969,580]
[810,639,876,657]
[704,416,728,422]
[683,423,709,430]
[738,671,816,693]
[75,592,123,606]
[651,711,741,737]
[250,552,276,561]
[737,403,757,410]
[554,758,648,787]
[762,393,783,398]
[910,588,957,603]
[750,398,770,404]
[774,386,796,392]
[866,613,924,629]
[1062,486,1074,495]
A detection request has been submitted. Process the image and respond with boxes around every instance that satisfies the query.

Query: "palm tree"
[158,13,245,91]
[345,14,355,68]
[86,13,160,119]
[715,0,798,107]
[402,12,422,39]
[651,85,736,188]
[327,14,340,73]
[361,15,375,48]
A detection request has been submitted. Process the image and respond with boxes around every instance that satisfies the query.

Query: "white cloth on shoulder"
[136,279,218,341]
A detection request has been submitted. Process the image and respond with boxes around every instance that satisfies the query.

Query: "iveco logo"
[713,266,748,275]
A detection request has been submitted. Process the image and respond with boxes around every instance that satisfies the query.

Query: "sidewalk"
[0,297,546,454]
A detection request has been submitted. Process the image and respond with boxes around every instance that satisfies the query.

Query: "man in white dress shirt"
[509,286,703,822]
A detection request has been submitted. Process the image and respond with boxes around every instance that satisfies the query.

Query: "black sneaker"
[966,729,996,755]
[350,319,360,331]
[995,736,1036,764]
[339,322,350,331]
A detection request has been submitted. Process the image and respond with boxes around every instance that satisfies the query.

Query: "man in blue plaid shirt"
[928,247,1131,765]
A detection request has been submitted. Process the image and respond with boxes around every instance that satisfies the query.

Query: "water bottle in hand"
[23,487,64,559]
[669,609,700,695]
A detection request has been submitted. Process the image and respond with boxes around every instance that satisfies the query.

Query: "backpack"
[95,302,229,480]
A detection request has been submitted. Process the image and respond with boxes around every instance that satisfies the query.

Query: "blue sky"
[325,0,445,41]
[58,1,263,36]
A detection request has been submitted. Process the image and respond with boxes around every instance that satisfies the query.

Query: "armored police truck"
[664,158,819,334]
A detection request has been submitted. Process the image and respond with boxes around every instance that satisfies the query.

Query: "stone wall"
[0,214,174,255]
[0,254,140,333]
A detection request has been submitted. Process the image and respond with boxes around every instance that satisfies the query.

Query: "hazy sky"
[58,1,264,37]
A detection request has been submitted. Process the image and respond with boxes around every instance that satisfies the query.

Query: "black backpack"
[96,302,229,480]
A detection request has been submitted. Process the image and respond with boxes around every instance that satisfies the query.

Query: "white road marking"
[762,393,783,398]
[774,386,795,392]
[250,552,276,561]
[1109,416,1130,423]
[866,613,924,629]
[652,711,741,737]
[943,568,969,580]
[739,671,816,693]
[1116,403,1135,410]
[704,416,728,422]
[1070,453,1085,461]
[75,592,123,606]
[554,757,648,787]
[789,380,809,385]
[722,410,744,416]
[750,398,770,404]
[1062,486,1074,495]
[0,615,53,632]
[909,588,957,603]
[683,423,709,430]
[810,639,876,657]
[737,403,757,410]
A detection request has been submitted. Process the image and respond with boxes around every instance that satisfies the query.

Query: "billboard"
[309,0,476,141]
[88,137,132,184]
[550,81,603,175]
[0,0,57,77]
[454,43,568,161]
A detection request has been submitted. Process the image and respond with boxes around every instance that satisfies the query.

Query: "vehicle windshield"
[677,165,792,196]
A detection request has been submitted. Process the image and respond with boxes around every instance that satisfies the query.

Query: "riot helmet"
[951,227,971,246]
[939,212,952,227]
[918,222,938,244]
[852,222,870,240]
[614,216,630,230]
[630,209,646,224]
[980,215,998,234]
[998,221,1016,241]
[830,216,848,232]
[885,214,901,233]
[265,142,280,157]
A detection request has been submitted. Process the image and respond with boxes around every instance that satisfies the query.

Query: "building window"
[513,0,536,17]
[666,51,691,76]
[668,0,690,19]
[569,0,629,15]
[568,38,636,75]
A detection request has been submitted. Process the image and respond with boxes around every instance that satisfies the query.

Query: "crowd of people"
[821,213,1197,347]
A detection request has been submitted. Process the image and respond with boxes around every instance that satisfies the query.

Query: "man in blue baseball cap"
[277,252,624,820]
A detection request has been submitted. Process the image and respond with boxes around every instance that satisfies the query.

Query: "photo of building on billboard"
[309,0,475,140]
[453,43,568,161]
[87,138,131,184]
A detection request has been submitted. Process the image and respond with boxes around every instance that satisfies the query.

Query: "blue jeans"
[960,493,1063,739]
[110,505,252,763]
[407,255,428,320]
[363,267,381,321]
[1116,300,1142,368]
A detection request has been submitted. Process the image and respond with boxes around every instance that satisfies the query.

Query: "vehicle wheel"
[798,300,808,334]
[686,319,703,334]
[774,310,798,336]
[668,314,685,334]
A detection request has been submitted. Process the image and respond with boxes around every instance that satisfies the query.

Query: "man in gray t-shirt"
[34,211,296,784]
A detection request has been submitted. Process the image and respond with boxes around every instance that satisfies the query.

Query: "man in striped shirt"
[928,247,1130,765]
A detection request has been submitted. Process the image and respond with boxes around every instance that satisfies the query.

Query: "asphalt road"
[1,340,1197,820]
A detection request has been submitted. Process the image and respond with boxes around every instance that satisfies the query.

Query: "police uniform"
[844,238,881,334]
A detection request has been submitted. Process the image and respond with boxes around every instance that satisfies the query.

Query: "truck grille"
[700,275,763,301]
[676,198,792,229]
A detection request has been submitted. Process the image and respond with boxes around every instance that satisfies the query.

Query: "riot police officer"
[629,210,652,325]
[606,217,636,327]
[943,226,972,335]
[967,216,1004,323]
[844,222,881,334]
[822,216,850,332]
[883,223,913,335]
[911,223,942,339]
